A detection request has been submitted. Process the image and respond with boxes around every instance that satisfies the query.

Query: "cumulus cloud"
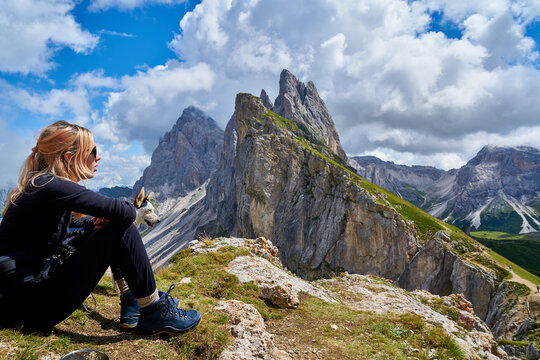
[101,60,216,151]
[6,0,540,187]
[88,146,151,189]
[0,0,98,75]
[8,86,92,125]
[88,0,187,11]
[0,119,34,188]
[163,0,540,169]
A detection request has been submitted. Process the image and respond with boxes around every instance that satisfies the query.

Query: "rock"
[260,281,299,308]
[330,324,338,330]
[214,300,291,360]
[515,318,536,341]
[273,69,347,161]
[180,277,191,284]
[225,255,335,304]
[190,237,281,265]
[398,238,494,319]
[132,106,224,200]
[234,91,418,281]
[526,342,540,360]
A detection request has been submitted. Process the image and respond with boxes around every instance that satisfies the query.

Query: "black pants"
[1,222,156,331]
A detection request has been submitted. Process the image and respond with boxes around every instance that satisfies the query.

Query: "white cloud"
[8,87,91,125]
[102,61,216,151]
[88,147,151,189]
[0,0,98,75]
[0,119,32,188]
[165,0,540,168]
[6,0,540,188]
[88,0,187,11]
[70,69,122,90]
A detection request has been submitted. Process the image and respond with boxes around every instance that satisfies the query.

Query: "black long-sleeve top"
[0,174,136,271]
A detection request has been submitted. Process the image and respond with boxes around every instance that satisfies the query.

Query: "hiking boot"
[120,290,141,329]
[137,284,201,336]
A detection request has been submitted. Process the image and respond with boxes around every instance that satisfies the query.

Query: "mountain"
[351,145,540,234]
[144,70,511,324]
[132,106,224,200]
[98,186,132,199]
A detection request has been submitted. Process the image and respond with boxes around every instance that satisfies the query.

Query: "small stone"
[330,324,339,330]
[180,277,192,284]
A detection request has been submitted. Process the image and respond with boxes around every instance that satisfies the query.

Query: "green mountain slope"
[471,231,540,279]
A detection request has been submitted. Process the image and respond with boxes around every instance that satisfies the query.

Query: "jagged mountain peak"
[259,89,274,110]
[273,69,347,160]
[132,106,224,200]
[175,105,219,130]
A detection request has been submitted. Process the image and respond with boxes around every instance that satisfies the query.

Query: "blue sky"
[1,0,540,190]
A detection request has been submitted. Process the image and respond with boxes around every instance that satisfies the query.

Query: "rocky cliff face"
[233,93,418,280]
[273,70,347,161]
[132,106,224,200]
[351,145,540,234]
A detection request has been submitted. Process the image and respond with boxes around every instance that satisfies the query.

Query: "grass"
[0,244,469,360]
[471,231,540,279]
[479,245,540,286]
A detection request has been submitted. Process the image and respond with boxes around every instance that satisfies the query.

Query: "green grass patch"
[506,281,531,297]
[472,231,540,278]
[465,253,511,285]
[272,294,465,360]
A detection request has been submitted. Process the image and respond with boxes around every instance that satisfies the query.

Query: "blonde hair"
[3,121,95,215]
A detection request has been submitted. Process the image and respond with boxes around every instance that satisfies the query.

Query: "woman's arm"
[40,177,136,223]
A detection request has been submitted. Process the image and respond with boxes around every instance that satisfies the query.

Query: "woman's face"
[85,139,101,178]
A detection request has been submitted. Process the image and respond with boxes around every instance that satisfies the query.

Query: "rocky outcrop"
[214,300,291,360]
[273,70,347,161]
[189,236,507,360]
[316,274,507,360]
[398,236,495,319]
[234,92,418,280]
[132,106,224,200]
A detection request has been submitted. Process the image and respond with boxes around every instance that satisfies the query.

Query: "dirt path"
[509,270,538,293]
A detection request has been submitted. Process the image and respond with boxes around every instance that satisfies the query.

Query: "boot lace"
[162,284,188,320]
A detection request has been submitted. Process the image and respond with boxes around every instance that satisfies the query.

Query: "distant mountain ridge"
[350,145,540,234]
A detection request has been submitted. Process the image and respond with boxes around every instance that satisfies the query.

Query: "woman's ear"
[63,151,73,163]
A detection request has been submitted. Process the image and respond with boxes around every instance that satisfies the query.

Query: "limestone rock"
[234,92,418,280]
[189,236,281,265]
[225,255,335,305]
[132,106,224,200]
[215,300,291,360]
[259,281,299,309]
[526,342,540,360]
[273,69,347,161]
[398,238,494,319]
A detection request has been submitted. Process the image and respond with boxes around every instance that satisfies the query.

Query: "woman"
[0,121,201,334]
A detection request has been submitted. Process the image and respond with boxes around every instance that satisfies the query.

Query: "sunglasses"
[91,146,97,158]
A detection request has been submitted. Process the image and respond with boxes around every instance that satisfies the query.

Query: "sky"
[1,0,540,190]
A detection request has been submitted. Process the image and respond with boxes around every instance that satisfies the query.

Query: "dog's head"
[134,187,160,228]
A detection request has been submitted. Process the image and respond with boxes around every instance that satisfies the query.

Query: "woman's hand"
[92,217,109,229]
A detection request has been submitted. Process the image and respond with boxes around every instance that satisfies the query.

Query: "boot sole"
[136,315,201,336]
[119,322,138,329]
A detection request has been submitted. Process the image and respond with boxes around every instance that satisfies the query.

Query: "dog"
[133,187,160,228]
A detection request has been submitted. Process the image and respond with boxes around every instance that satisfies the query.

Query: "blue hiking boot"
[137,284,201,336]
[120,290,141,329]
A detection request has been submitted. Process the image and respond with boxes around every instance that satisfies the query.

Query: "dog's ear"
[145,191,155,201]
[134,187,145,208]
